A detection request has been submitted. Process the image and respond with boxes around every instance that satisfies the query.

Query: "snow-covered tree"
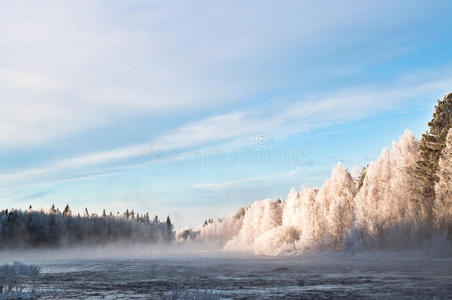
[192,207,245,244]
[225,199,283,252]
[297,163,356,250]
[350,131,420,249]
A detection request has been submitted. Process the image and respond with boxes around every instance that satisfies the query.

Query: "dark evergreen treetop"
[63,204,71,216]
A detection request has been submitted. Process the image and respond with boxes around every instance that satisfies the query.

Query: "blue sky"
[1,0,452,227]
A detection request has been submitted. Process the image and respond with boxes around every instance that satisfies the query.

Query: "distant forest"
[0,205,174,248]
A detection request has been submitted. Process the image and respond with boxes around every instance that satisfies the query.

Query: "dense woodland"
[181,93,452,255]
[0,205,174,248]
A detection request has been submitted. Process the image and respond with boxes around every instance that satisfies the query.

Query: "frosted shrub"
[0,262,40,300]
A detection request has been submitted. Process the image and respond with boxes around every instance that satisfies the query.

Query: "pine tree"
[84,208,89,218]
[434,129,452,235]
[166,216,172,232]
[358,165,367,190]
[50,204,57,214]
[102,209,107,217]
[63,204,72,216]
[125,209,130,219]
[415,93,452,221]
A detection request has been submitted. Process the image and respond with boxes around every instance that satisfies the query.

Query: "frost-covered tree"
[225,199,283,252]
[352,131,420,248]
[190,207,245,244]
[298,163,356,250]
[434,129,452,235]
[286,187,318,247]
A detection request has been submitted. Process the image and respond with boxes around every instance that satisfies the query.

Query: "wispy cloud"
[2,0,444,149]
[193,175,279,191]
[2,71,451,188]
[2,1,354,148]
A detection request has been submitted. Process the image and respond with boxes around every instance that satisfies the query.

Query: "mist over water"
[1,247,451,299]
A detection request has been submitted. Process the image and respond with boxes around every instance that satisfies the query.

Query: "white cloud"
[0,0,313,147]
[1,0,432,148]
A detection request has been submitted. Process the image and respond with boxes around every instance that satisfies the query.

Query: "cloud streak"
[2,71,451,189]
[193,175,279,191]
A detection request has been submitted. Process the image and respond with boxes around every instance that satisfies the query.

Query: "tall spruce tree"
[166,216,172,232]
[415,93,452,221]
[50,204,57,214]
[434,129,452,234]
[63,204,71,216]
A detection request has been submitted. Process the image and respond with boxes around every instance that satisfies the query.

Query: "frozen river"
[1,248,452,299]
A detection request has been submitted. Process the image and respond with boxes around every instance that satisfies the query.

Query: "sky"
[1,0,452,228]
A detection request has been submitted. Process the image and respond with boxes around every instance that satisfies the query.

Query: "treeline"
[182,93,452,255]
[0,205,175,248]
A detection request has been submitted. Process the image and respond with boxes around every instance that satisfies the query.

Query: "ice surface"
[1,254,450,299]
